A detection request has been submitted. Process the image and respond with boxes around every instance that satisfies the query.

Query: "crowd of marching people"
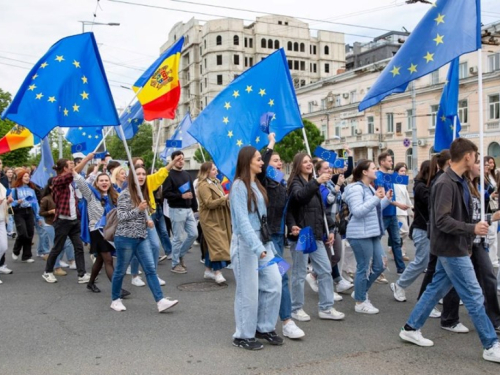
[3,135,500,362]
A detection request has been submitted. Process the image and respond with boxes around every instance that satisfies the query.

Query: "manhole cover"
[177,281,228,292]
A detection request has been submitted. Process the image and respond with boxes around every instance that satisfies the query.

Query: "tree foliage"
[273,119,324,163]
[193,146,212,164]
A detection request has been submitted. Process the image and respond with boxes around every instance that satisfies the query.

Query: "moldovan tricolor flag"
[0,125,34,154]
[132,37,184,120]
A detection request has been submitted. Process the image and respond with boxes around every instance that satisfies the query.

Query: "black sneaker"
[86,283,101,293]
[255,331,284,346]
[495,326,500,335]
[232,338,264,350]
[120,289,131,299]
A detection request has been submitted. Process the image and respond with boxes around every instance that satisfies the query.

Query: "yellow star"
[408,64,417,74]
[127,118,132,123]
[423,52,434,63]
[227,130,233,138]
[432,1,437,7]
[236,139,243,147]
[223,117,229,124]
[224,102,231,110]
[245,85,253,93]
[127,107,131,114]
[390,66,400,77]
[441,115,446,122]
[63,108,69,116]
[434,13,445,25]
[255,136,260,143]
[72,60,81,68]
[47,96,56,103]
[32,74,38,80]
[28,84,36,91]
[40,62,48,69]
[80,91,89,100]
[134,119,139,123]
[55,55,64,62]
[72,103,80,112]
[272,114,276,121]
[433,34,444,46]
[259,88,266,97]
[35,93,43,100]
[268,99,274,107]
[232,90,240,98]
[81,76,88,84]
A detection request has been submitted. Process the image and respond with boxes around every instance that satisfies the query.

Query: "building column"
[367,147,373,161]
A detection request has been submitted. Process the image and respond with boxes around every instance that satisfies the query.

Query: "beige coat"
[197,179,231,262]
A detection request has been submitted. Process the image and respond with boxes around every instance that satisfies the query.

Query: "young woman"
[110,165,178,313]
[5,168,16,238]
[111,166,127,193]
[343,159,391,314]
[10,170,42,263]
[230,146,282,350]
[286,153,344,322]
[393,162,413,260]
[196,162,231,284]
[484,156,499,268]
[0,182,12,283]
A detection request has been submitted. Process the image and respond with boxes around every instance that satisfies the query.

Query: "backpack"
[336,200,350,236]
[102,208,118,242]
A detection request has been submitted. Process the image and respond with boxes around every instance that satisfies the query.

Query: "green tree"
[26,129,73,166]
[193,146,212,164]
[274,119,324,163]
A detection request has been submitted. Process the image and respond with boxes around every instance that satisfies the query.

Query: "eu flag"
[359,0,481,111]
[159,113,197,162]
[188,49,302,180]
[1,33,120,138]
[66,126,103,154]
[116,101,144,140]
[31,137,56,188]
[295,227,317,254]
[314,146,338,166]
[434,58,461,152]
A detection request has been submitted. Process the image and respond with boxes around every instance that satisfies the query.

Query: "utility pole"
[411,81,418,176]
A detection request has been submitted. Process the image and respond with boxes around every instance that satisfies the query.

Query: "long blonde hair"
[197,162,214,183]
[111,166,125,185]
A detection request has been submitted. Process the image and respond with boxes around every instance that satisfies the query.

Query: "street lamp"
[79,21,120,33]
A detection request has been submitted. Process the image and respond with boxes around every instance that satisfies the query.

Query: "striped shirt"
[73,174,105,230]
[115,188,147,239]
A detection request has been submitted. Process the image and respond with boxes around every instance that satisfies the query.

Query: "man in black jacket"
[399,138,500,363]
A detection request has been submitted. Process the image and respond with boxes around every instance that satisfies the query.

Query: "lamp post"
[79,21,120,33]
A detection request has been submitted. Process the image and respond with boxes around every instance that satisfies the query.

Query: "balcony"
[342,133,380,148]
[487,121,500,131]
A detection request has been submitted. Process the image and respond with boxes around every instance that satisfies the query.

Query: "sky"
[1,0,498,109]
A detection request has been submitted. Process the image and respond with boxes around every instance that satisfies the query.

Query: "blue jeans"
[290,240,334,312]
[271,233,292,321]
[6,215,15,234]
[349,236,385,302]
[45,225,75,269]
[152,207,172,256]
[130,225,160,275]
[35,220,50,256]
[383,216,406,273]
[397,228,430,290]
[407,256,498,349]
[170,208,198,268]
[231,234,281,339]
[112,236,163,302]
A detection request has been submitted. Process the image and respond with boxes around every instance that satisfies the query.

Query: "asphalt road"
[1,236,499,375]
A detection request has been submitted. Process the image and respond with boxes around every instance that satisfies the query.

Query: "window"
[430,104,439,127]
[205,77,207,87]
[245,57,248,67]
[300,43,305,52]
[325,63,330,73]
[321,124,327,138]
[230,35,238,46]
[335,122,341,137]
[244,37,248,48]
[431,70,439,85]
[217,75,223,85]
[294,60,299,70]
[233,54,239,65]
[406,109,413,130]
[261,38,266,48]
[249,57,253,66]
[406,148,413,171]
[199,46,202,55]
[204,40,206,49]
[367,116,374,134]
[308,101,315,113]
[488,53,500,72]
[313,45,317,55]
[458,100,468,124]
[313,63,317,73]
[321,98,326,110]
[300,61,305,71]
[350,119,357,136]
[216,55,222,65]
[458,62,468,79]
[324,45,330,55]
[278,21,282,25]
[204,59,207,68]
[350,90,357,104]
[309,45,312,54]
[288,60,293,70]
[200,82,202,92]
[300,80,305,87]
[386,113,394,133]
[488,142,500,166]
[249,38,253,48]
[287,41,292,51]
[335,95,341,107]
[489,94,500,120]
[309,63,312,73]
[294,42,299,52]
[274,40,279,49]
[268,39,273,49]
[216,35,222,45]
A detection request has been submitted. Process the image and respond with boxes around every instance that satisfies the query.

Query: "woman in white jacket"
[393,163,413,260]
[0,184,12,284]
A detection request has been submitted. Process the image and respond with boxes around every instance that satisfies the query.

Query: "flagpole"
[58,128,64,158]
[151,121,163,174]
[199,144,206,163]
[300,126,334,256]
[478,48,485,221]
[452,115,457,141]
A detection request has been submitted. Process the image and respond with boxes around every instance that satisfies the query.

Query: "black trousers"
[418,253,460,327]
[45,219,85,276]
[12,208,35,261]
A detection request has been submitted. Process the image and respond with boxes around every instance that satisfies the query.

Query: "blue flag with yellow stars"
[359,0,481,111]
[1,33,120,138]
[116,101,144,140]
[159,113,197,163]
[434,58,461,152]
[187,49,302,180]
[66,126,103,154]
[31,137,56,188]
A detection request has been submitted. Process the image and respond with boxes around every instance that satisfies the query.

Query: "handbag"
[489,198,499,212]
[255,206,271,244]
[102,208,118,242]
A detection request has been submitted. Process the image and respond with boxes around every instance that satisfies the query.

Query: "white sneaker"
[204,270,216,280]
[282,320,305,339]
[42,272,57,283]
[441,323,469,333]
[319,307,345,320]
[166,254,172,260]
[132,276,146,287]
[126,266,132,275]
[69,262,77,270]
[291,309,311,322]
[78,273,91,283]
[438,298,443,305]
[0,278,2,284]
[305,273,319,293]
[157,276,166,286]
[215,273,226,284]
[0,265,13,274]
[22,258,35,263]
[483,342,500,363]
[355,301,379,314]
[90,254,96,264]
[399,328,434,347]
[12,253,18,261]
[158,255,168,263]
[334,292,343,301]
[226,264,233,270]
[390,282,407,302]
[336,278,353,293]
[59,261,69,268]
[429,307,441,318]
[342,271,354,283]
[157,298,179,312]
[110,299,127,312]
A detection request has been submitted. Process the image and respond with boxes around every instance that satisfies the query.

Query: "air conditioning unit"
[342,93,350,99]
[417,139,427,146]
[355,129,362,135]
[469,66,478,75]
[328,97,334,102]
[378,142,387,149]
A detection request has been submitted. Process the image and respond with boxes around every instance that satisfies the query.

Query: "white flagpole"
[452,115,457,141]
[151,121,163,174]
[199,144,206,163]
[478,48,485,221]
